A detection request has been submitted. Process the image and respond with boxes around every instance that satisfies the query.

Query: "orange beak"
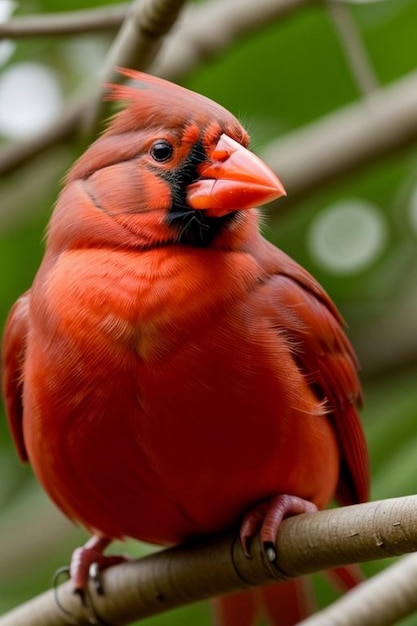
[186,134,286,218]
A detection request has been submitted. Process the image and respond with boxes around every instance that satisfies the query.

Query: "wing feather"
[1,292,30,462]
[263,246,369,505]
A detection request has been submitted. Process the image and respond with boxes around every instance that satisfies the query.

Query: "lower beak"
[186,134,286,217]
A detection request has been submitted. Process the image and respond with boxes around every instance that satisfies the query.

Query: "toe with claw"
[69,535,128,597]
[240,494,318,561]
[54,535,129,625]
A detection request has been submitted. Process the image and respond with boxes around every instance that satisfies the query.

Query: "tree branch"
[0,0,323,43]
[0,0,311,177]
[262,68,417,205]
[151,0,313,79]
[0,0,388,39]
[0,0,188,176]
[0,5,128,38]
[0,0,386,175]
[326,1,378,96]
[298,553,417,626]
[2,496,417,626]
[80,0,188,135]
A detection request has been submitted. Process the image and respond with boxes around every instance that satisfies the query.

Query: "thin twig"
[0,0,189,175]
[2,496,417,626]
[327,1,378,96]
[0,0,312,176]
[0,0,306,41]
[81,0,188,135]
[151,0,313,78]
[0,0,389,39]
[0,5,128,38]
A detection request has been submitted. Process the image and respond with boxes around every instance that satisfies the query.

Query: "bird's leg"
[240,494,317,561]
[53,535,128,626]
[70,535,128,599]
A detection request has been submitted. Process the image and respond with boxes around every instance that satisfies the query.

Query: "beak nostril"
[211,149,230,163]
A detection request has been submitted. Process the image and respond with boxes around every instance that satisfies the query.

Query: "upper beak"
[186,134,286,217]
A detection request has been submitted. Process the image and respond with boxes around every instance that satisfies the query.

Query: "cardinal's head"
[59,69,286,250]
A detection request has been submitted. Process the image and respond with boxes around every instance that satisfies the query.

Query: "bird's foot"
[240,494,317,561]
[70,536,128,598]
[54,535,129,625]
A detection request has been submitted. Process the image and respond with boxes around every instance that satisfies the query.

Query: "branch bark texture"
[2,496,417,626]
[299,552,417,626]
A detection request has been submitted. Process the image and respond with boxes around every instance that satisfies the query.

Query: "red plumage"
[2,70,369,625]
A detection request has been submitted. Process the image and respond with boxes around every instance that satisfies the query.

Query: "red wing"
[1,292,30,462]
[266,248,369,505]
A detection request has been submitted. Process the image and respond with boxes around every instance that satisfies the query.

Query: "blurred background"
[1,0,417,624]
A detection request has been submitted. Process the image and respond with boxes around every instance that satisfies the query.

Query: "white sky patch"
[307,199,387,275]
[0,62,63,139]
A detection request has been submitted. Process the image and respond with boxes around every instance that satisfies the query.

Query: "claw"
[53,535,128,626]
[89,562,105,596]
[53,564,111,626]
[264,542,277,563]
[69,536,128,594]
[240,501,269,558]
[240,494,318,560]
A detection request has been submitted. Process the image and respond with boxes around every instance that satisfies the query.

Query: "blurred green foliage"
[1,0,417,624]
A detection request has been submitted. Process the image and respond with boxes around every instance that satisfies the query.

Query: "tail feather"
[324,563,365,592]
[212,565,364,625]
[212,588,258,626]
[212,578,315,626]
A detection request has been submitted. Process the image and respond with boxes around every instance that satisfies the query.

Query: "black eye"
[150,140,173,162]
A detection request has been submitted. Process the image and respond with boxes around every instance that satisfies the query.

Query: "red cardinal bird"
[2,70,368,625]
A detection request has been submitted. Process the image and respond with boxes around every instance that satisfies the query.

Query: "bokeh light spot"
[307,199,387,275]
[0,62,63,139]
[0,0,16,22]
[0,39,15,65]
[0,0,16,66]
